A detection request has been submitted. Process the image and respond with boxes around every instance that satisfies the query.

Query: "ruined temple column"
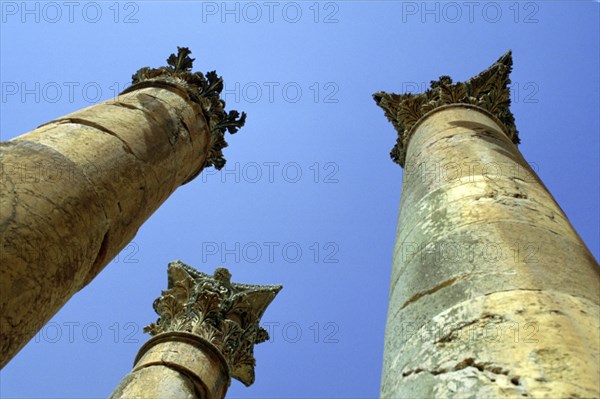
[110,261,281,399]
[0,48,246,368]
[374,52,600,398]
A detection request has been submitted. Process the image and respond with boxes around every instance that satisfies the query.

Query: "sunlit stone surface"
[374,52,600,398]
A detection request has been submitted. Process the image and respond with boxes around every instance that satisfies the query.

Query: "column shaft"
[0,48,245,368]
[110,332,229,399]
[381,105,599,397]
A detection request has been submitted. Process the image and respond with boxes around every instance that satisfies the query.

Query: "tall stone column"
[374,52,600,398]
[110,261,281,399]
[0,48,246,368]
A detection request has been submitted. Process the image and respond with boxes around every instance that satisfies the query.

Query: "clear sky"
[1,1,598,398]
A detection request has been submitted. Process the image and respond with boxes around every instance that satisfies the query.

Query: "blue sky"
[1,1,598,398]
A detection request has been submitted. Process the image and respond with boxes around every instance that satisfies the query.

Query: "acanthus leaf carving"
[143,260,282,387]
[373,51,519,167]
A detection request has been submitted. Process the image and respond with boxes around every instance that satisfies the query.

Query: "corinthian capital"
[373,51,518,167]
[122,47,246,170]
[144,261,282,386]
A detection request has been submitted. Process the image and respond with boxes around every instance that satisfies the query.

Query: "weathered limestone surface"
[375,53,600,398]
[110,333,229,399]
[110,261,281,399]
[0,48,245,368]
[112,366,199,398]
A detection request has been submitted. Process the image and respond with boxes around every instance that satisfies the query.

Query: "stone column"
[0,48,246,368]
[110,261,281,399]
[374,52,600,398]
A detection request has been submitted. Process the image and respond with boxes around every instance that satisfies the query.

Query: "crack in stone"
[54,118,137,158]
[434,313,505,344]
[402,357,521,387]
[400,277,459,310]
[107,101,145,112]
